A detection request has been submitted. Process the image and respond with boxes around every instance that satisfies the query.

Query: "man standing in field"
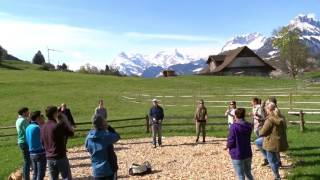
[16,107,31,180]
[41,106,74,180]
[149,99,164,148]
[194,99,208,143]
[58,103,76,128]
[94,99,108,121]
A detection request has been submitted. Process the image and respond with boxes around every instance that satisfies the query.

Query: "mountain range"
[110,14,320,77]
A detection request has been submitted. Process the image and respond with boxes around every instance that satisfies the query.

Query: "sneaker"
[261,159,269,166]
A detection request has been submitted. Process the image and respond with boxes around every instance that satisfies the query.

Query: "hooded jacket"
[227,119,253,160]
[85,127,120,177]
[259,115,289,152]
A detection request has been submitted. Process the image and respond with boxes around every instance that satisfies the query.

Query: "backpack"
[129,161,152,176]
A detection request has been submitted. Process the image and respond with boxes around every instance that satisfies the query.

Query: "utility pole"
[47,47,62,64]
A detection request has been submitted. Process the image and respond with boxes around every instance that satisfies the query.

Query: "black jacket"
[58,108,76,126]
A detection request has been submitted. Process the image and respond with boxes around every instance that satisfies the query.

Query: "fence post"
[145,115,150,133]
[299,110,305,132]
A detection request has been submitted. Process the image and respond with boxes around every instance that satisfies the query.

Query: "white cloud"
[0,17,120,70]
[124,32,218,42]
[0,14,224,70]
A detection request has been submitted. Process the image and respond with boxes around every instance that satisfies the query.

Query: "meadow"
[0,60,319,179]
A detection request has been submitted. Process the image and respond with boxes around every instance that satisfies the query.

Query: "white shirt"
[227,108,236,124]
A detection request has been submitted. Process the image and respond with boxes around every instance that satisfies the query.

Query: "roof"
[207,55,226,64]
[206,46,275,73]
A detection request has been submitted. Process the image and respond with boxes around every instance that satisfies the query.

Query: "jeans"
[47,157,72,180]
[255,137,267,160]
[30,154,46,180]
[232,158,254,180]
[196,122,206,141]
[152,123,162,146]
[266,151,281,179]
[19,143,31,180]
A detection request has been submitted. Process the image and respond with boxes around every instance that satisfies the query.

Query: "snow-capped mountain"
[288,14,320,55]
[110,49,206,77]
[111,13,320,77]
[224,14,320,59]
[221,32,267,52]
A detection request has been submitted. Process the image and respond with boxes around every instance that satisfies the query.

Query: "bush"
[40,63,55,71]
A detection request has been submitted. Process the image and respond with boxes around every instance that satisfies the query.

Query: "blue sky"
[0,0,319,69]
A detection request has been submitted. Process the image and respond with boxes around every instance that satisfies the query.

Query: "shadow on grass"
[294,159,320,167]
[0,64,22,70]
[289,146,320,151]
[290,152,320,157]
[290,173,320,179]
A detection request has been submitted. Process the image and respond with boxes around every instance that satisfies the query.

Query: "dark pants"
[47,157,72,180]
[19,143,31,180]
[196,122,206,141]
[152,124,162,146]
[30,154,46,180]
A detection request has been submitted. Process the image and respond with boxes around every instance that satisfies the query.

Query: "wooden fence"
[1,112,319,138]
[0,115,228,138]
[288,111,320,132]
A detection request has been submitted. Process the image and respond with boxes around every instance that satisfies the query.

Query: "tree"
[272,27,309,78]
[77,63,99,74]
[57,63,68,71]
[0,46,8,64]
[32,50,46,65]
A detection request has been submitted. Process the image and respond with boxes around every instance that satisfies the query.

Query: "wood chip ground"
[43,136,291,180]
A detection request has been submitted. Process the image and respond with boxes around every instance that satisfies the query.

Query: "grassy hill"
[0,69,319,179]
[0,60,42,70]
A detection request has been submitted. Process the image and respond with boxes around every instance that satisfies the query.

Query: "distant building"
[201,46,275,76]
[162,70,177,77]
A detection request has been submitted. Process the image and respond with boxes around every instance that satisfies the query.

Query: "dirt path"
[49,136,291,179]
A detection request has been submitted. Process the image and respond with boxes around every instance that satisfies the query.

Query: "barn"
[201,46,275,76]
[162,70,177,77]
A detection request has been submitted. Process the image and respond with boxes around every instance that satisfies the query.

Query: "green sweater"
[16,115,29,144]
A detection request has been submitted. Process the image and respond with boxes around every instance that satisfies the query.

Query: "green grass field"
[0,60,319,179]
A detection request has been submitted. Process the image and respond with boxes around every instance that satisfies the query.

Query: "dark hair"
[30,111,41,121]
[235,108,246,119]
[252,97,261,104]
[93,115,105,130]
[199,99,204,104]
[18,107,29,115]
[46,106,58,120]
[268,97,277,106]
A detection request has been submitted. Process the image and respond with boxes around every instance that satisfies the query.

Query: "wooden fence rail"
[288,110,320,132]
[0,115,229,138]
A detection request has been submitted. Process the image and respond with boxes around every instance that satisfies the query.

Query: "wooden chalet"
[201,46,275,76]
[162,70,177,77]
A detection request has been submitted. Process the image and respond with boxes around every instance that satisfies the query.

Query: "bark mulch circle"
[44,136,291,179]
